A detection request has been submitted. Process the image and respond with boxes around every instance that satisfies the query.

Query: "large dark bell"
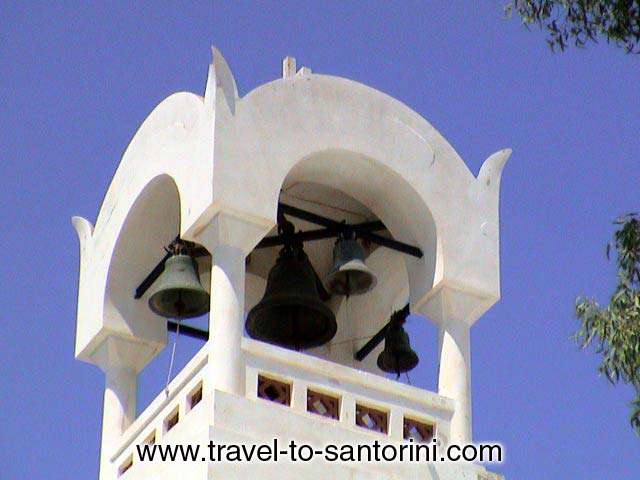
[377,324,419,374]
[148,254,210,319]
[246,248,337,350]
[325,238,377,296]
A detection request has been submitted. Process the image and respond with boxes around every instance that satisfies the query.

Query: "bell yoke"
[143,203,422,370]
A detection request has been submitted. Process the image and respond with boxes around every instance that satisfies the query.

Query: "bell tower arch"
[72,49,510,480]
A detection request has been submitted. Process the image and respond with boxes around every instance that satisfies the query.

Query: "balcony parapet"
[110,344,209,466]
[109,336,457,477]
[242,337,455,442]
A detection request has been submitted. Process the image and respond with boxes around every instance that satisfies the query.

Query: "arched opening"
[105,174,182,336]
[245,149,440,386]
[105,174,211,414]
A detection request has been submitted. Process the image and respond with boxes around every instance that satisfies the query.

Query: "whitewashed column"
[194,211,272,397]
[421,287,487,445]
[99,366,136,479]
[437,318,472,444]
[92,336,151,480]
[209,244,245,395]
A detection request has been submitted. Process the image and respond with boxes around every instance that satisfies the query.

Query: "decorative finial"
[282,56,296,79]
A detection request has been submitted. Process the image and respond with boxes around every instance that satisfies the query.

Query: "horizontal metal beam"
[278,203,422,258]
[257,226,342,248]
[167,321,209,341]
[134,251,171,299]
[256,219,386,249]
[354,303,410,362]
[362,232,423,258]
[192,246,209,258]
[166,301,410,352]
[354,323,390,362]
[135,202,422,300]
[133,235,184,299]
[278,202,341,229]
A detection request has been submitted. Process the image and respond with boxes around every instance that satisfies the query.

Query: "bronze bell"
[246,246,337,350]
[377,323,419,375]
[325,237,377,296]
[148,254,210,319]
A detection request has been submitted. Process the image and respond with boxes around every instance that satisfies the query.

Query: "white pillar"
[209,245,246,395]
[192,211,271,398]
[91,334,158,479]
[438,319,472,444]
[99,366,136,479]
[424,287,483,445]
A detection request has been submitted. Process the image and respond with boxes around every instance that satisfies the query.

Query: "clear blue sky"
[1,2,638,478]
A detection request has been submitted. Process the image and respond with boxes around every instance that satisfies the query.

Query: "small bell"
[148,254,210,319]
[246,246,337,350]
[377,323,419,375]
[325,237,377,296]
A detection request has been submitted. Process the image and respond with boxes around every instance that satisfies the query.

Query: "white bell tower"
[72,48,509,480]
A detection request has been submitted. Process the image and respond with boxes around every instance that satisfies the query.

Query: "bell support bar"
[134,203,422,300]
[166,303,412,349]
[277,203,423,258]
[154,218,386,258]
[134,235,181,299]
[167,320,209,340]
[255,220,385,248]
[354,303,410,362]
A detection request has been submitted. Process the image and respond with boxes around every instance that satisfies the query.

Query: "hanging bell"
[377,323,419,375]
[325,237,377,296]
[246,246,337,350]
[148,254,210,319]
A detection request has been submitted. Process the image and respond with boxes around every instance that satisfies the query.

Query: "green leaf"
[575,214,640,436]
